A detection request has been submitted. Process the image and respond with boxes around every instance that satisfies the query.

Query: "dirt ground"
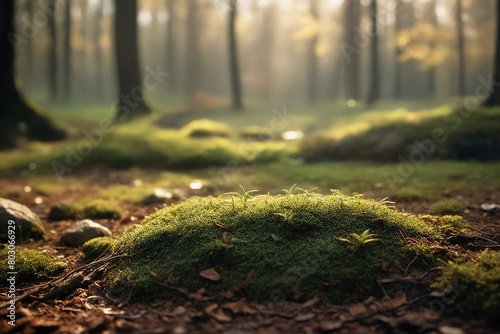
[1,169,499,334]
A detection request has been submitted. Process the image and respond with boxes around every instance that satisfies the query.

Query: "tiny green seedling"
[338,229,380,251]
[222,185,259,208]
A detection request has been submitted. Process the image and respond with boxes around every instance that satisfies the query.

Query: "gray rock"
[142,188,186,205]
[61,219,112,247]
[0,197,45,242]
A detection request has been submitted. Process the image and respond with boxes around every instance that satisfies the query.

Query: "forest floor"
[1,161,499,334]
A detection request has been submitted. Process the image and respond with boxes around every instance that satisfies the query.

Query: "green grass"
[0,248,67,283]
[434,250,500,320]
[98,190,454,303]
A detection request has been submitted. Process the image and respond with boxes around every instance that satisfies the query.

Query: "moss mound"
[434,250,500,320]
[181,119,234,138]
[430,199,467,215]
[82,236,115,259]
[101,190,448,302]
[0,248,67,282]
[301,107,500,162]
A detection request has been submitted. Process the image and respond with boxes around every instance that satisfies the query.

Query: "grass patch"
[181,119,234,138]
[100,189,450,303]
[430,199,467,215]
[434,250,500,320]
[0,248,67,282]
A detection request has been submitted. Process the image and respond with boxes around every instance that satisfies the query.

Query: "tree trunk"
[186,0,201,97]
[166,0,176,92]
[0,0,65,148]
[62,0,71,102]
[366,0,379,106]
[114,0,151,120]
[426,0,437,98]
[307,0,319,102]
[484,0,500,106]
[25,0,34,80]
[228,0,243,110]
[393,0,402,99]
[259,3,275,100]
[47,0,58,101]
[342,0,361,100]
[456,0,466,97]
[94,0,103,100]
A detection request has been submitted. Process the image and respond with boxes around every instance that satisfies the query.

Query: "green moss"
[391,188,426,202]
[434,250,500,320]
[240,126,273,141]
[80,199,122,219]
[0,248,67,282]
[430,199,467,215]
[82,237,115,259]
[181,119,234,138]
[102,189,444,302]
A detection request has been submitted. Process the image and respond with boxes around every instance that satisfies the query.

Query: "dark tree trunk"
[394,0,403,99]
[47,0,58,101]
[93,0,103,100]
[186,0,201,97]
[307,0,319,102]
[456,0,466,97]
[228,0,243,110]
[342,0,361,100]
[114,0,151,120]
[426,0,437,98]
[62,0,71,101]
[484,0,500,106]
[0,0,65,148]
[25,0,34,79]
[259,3,275,100]
[366,0,379,106]
[166,0,176,92]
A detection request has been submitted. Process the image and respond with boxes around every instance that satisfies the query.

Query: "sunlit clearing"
[282,131,304,141]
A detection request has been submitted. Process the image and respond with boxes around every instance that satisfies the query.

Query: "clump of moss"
[434,250,500,320]
[0,248,67,282]
[80,199,122,219]
[102,189,448,303]
[181,119,234,138]
[82,236,115,259]
[48,203,79,221]
[430,199,467,215]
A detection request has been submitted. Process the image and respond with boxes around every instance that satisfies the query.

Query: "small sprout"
[222,185,258,208]
[338,229,380,251]
[282,184,298,196]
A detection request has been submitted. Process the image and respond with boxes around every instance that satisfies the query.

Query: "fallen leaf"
[390,290,407,308]
[204,303,232,323]
[235,268,255,291]
[270,233,279,241]
[319,321,342,331]
[224,299,257,315]
[199,268,221,281]
[302,295,320,308]
[348,303,367,316]
[150,271,158,278]
[439,326,464,334]
[204,304,218,315]
[295,312,316,322]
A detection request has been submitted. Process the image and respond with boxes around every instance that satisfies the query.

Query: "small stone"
[0,197,45,242]
[61,219,112,247]
[142,188,186,205]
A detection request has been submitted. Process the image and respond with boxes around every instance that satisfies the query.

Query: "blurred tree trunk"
[484,0,500,106]
[79,0,88,98]
[426,0,437,98]
[166,0,176,92]
[228,0,243,110]
[62,0,71,101]
[366,0,379,106]
[342,0,361,100]
[114,0,151,120]
[393,0,402,99]
[307,0,319,102]
[93,0,103,100]
[259,3,275,100]
[456,0,466,97]
[25,0,34,80]
[186,0,201,97]
[0,0,65,148]
[47,0,58,101]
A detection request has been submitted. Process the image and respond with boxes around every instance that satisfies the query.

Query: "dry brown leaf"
[210,310,232,323]
[348,303,367,316]
[302,295,320,308]
[270,234,279,241]
[204,303,218,315]
[199,268,221,281]
[224,299,257,315]
[295,312,316,322]
[318,321,343,331]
